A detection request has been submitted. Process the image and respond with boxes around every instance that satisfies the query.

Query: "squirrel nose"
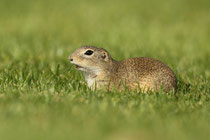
[69,56,73,61]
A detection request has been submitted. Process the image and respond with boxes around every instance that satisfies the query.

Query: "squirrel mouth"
[70,61,84,70]
[74,64,83,69]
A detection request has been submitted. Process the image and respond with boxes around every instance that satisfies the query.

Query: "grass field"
[0,0,210,140]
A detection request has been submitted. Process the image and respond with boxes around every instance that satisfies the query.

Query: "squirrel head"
[69,46,114,73]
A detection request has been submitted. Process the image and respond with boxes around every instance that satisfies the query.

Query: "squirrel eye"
[84,50,94,55]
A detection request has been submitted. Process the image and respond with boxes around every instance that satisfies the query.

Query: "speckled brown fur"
[69,46,177,92]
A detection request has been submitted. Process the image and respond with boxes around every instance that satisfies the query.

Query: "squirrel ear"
[101,51,109,61]
[101,52,106,59]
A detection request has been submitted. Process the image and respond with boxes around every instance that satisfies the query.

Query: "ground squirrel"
[69,46,177,92]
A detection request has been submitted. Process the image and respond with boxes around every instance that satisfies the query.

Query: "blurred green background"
[0,0,209,140]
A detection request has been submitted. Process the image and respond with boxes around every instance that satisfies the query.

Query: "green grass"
[0,0,210,140]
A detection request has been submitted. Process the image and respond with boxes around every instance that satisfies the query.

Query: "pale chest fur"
[82,70,109,88]
[86,75,96,87]
[82,71,99,87]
